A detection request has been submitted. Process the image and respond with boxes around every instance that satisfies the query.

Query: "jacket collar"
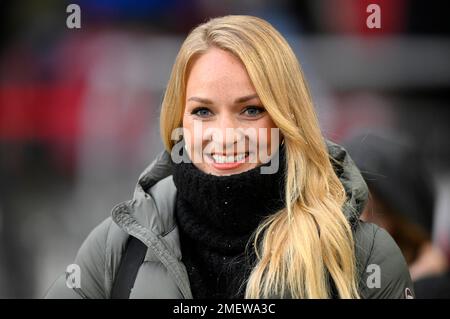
[326,140,369,225]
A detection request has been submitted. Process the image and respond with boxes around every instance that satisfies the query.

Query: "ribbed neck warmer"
[172,143,286,299]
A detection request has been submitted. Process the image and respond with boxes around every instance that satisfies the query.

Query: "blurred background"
[0,0,449,298]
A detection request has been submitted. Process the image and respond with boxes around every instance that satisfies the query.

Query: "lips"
[205,152,251,171]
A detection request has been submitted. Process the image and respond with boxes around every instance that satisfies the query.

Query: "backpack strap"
[111,235,147,299]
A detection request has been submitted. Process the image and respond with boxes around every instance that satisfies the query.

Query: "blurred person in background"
[45,15,413,299]
[344,131,450,298]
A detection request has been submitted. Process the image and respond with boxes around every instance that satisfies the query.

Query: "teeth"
[212,153,247,163]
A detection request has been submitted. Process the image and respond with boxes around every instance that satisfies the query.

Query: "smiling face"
[182,47,279,176]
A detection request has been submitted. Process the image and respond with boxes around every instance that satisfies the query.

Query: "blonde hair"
[160,15,359,298]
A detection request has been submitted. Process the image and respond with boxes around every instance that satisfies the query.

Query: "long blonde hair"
[160,15,359,298]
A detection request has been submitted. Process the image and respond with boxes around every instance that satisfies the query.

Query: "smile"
[210,152,249,163]
[205,152,251,170]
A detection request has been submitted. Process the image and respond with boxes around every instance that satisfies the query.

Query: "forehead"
[186,48,256,95]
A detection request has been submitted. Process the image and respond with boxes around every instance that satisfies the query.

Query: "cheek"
[182,116,194,153]
[256,118,278,148]
[182,116,206,158]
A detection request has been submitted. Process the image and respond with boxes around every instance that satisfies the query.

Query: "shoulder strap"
[111,235,147,299]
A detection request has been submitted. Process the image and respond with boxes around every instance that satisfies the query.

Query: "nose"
[211,113,244,153]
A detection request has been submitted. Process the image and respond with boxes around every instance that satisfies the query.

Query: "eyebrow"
[187,94,259,104]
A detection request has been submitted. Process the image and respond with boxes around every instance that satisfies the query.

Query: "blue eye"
[243,106,265,117]
[191,107,213,118]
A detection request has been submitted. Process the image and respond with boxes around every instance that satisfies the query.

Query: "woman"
[45,15,413,299]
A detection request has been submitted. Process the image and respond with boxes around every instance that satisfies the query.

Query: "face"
[183,47,279,176]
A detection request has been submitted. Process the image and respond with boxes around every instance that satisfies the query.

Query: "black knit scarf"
[172,143,286,299]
